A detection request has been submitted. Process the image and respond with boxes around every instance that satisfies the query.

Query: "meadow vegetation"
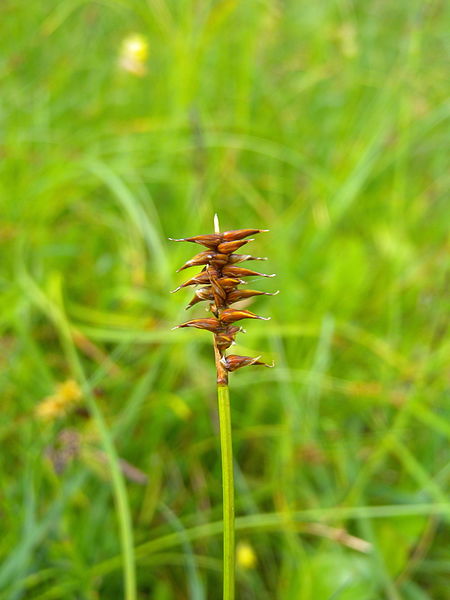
[1,1,449,598]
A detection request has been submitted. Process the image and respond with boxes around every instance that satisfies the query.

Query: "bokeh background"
[1,1,449,598]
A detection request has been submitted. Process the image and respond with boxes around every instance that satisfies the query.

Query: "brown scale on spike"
[222,265,276,279]
[171,222,276,384]
[226,289,279,304]
[217,239,253,254]
[176,251,216,272]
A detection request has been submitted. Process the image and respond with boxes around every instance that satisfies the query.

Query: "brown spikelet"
[222,229,268,241]
[171,271,214,291]
[185,287,215,308]
[217,239,253,254]
[219,309,270,324]
[226,289,278,304]
[215,277,246,290]
[220,355,273,372]
[222,266,276,278]
[176,251,216,272]
[173,318,222,332]
[171,223,275,383]
[215,326,241,352]
[169,234,222,249]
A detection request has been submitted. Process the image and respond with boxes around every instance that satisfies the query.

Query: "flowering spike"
[171,222,275,382]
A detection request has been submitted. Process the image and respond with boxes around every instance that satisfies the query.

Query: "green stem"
[83,394,137,600]
[217,383,235,600]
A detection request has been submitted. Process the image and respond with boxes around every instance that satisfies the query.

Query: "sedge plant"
[171,216,276,599]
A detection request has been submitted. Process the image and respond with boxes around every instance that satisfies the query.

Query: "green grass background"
[1,1,449,598]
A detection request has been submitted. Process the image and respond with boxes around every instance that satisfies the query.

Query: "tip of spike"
[257,316,271,320]
[168,237,184,242]
[171,325,180,330]
[214,213,220,234]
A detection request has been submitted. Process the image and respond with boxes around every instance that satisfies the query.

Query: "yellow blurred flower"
[236,541,257,569]
[36,379,82,422]
[57,380,82,403]
[119,33,149,76]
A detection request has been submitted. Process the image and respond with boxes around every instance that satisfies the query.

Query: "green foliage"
[1,0,449,598]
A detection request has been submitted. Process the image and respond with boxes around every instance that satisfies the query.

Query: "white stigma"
[214,213,220,234]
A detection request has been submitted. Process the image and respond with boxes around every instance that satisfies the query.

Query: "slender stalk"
[63,337,137,600]
[214,213,235,599]
[171,215,273,599]
[217,382,235,600]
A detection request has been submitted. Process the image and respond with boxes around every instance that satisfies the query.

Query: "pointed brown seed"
[220,354,273,372]
[171,271,213,292]
[226,289,279,304]
[173,318,223,332]
[215,277,246,290]
[215,334,236,351]
[219,309,270,324]
[185,295,203,309]
[222,266,276,278]
[169,234,222,249]
[208,253,230,266]
[176,251,216,272]
[222,229,269,241]
[185,287,215,309]
[217,239,253,254]
[215,325,241,351]
[207,267,228,305]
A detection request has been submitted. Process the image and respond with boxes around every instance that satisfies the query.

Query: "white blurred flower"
[119,33,149,76]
